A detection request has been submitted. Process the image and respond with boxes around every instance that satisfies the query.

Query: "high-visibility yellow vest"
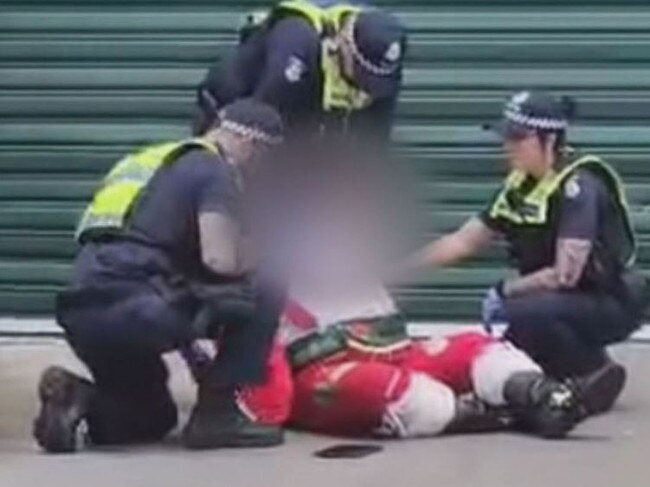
[271,1,372,112]
[488,154,637,266]
[75,138,220,243]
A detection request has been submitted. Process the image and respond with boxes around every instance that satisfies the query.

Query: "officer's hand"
[481,285,507,334]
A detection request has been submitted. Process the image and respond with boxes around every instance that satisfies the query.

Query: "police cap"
[218,98,284,145]
[344,10,406,99]
[483,90,577,140]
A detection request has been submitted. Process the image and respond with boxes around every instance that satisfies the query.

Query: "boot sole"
[184,429,284,450]
[33,366,91,454]
[579,363,626,416]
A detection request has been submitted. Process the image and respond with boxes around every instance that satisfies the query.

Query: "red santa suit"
[242,280,542,438]
[287,293,541,437]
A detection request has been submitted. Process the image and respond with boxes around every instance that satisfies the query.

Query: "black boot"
[573,361,626,416]
[33,366,94,454]
[445,393,514,434]
[504,372,583,439]
[183,383,283,450]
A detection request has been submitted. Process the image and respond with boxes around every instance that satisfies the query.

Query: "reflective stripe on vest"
[488,154,637,264]
[276,0,360,33]
[321,38,371,112]
[274,0,371,112]
[75,138,219,242]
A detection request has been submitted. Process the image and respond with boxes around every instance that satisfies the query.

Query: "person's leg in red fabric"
[291,355,456,438]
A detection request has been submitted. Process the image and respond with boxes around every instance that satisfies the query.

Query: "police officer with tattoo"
[405,90,650,415]
[194,0,406,140]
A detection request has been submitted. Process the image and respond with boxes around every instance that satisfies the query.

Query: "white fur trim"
[377,373,456,438]
[471,342,542,406]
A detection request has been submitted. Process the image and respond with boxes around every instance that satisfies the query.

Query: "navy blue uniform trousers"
[56,276,283,445]
[504,290,641,379]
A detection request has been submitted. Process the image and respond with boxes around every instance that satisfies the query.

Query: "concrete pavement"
[1,337,648,487]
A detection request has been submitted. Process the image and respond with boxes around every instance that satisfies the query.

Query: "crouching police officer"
[33,99,287,453]
[195,0,406,139]
[406,90,650,415]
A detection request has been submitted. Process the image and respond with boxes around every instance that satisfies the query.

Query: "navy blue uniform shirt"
[198,17,397,139]
[71,149,241,287]
[481,170,628,281]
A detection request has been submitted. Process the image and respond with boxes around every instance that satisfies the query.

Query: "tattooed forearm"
[502,238,592,297]
[555,238,592,288]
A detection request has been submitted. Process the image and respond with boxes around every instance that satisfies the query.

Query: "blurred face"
[233,135,273,172]
[503,132,554,177]
[232,133,253,163]
[209,129,273,178]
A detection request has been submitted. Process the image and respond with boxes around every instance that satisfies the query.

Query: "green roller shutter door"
[1,1,649,319]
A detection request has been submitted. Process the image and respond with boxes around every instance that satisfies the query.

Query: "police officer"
[33,99,287,453]
[404,90,649,415]
[194,0,406,139]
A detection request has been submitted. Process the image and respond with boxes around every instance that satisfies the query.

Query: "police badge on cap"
[345,10,406,98]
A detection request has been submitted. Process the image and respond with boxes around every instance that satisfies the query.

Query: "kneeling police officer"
[406,90,649,414]
[34,99,286,453]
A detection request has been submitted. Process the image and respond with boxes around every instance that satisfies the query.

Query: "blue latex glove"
[481,285,507,335]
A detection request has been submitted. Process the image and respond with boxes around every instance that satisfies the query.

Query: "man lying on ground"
[187,280,618,440]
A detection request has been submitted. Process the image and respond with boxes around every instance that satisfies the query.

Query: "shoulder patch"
[564,176,581,199]
[284,55,306,83]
